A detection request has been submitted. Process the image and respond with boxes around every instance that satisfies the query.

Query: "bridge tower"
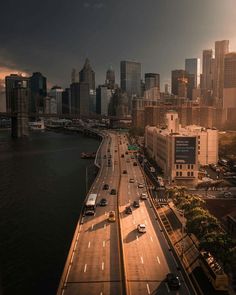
[11,81,30,138]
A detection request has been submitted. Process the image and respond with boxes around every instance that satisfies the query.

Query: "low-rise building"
[145,111,218,186]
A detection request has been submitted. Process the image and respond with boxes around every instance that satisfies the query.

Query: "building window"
[191,164,194,169]
[176,164,179,169]
[187,172,190,176]
[198,151,200,155]
[180,171,182,176]
[188,164,190,169]
[171,115,173,120]
[176,171,179,176]
[180,164,182,169]
[191,172,194,176]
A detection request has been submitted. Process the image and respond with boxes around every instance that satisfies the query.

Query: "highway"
[58,131,194,295]
[118,134,192,295]
[58,132,123,295]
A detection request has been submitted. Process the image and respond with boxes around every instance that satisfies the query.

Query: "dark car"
[133,162,137,166]
[125,151,128,155]
[99,198,108,206]
[103,184,109,190]
[110,189,117,195]
[123,170,127,174]
[166,273,181,289]
[133,200,140,208]
[125,206,132,214]
[121,154,124,158]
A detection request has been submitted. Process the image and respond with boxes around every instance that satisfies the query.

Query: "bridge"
[56,131,196,295]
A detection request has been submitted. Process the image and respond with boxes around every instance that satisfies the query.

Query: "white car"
[129,178,135,183]
[138,183,145,188]
[137,224,146,233]
[140,193,147,200]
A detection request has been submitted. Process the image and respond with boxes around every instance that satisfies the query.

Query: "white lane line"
[100,293,103,295]
[150,236,153,242]
[136,235,139,241]
[105,212,107,216]
[103,240,106,247]
[88,241,91,248]
[104,223,106,229]
[140,256,144,264]
[165,283,170,293]
[74,240,78,249]
[146,283,151,294]
[144,219,147,224]
[102,262,104,270]
[84,264,87,273]
[156,256,160,264]
[65,264,71,283]
[91,224,94,230]
[129,199,131,203]
[133,220,136,225]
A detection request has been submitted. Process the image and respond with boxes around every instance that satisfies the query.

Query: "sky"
[0,0,236,90]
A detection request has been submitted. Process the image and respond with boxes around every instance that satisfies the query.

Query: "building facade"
[120,60,141,97]
[185,58,200,88]
[79,58,95,91]
[145,73,160,90]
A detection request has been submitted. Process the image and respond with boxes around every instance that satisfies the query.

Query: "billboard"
[175,137,196,164]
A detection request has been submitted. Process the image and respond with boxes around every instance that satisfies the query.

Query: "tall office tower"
[62,88,71,114]
[120,60,141,97]
[223,52,236,109]
[0,81,6,112]
[105,66,115,89]
[29,72,47,114]
[71,68,77,83]
[214,40,229,100]
[5,74,30,113]
[202,50,214,91]
[171,70,186,96]
[79,58,95,90]
[49,86,63,114]
[185,58,200,88]
[96,85,112,115]
[145,73,160,90]
[70,82,89,115]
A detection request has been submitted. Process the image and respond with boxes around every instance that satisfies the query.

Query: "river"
[0,130,100,295]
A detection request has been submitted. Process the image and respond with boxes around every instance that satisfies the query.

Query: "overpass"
[57,131,196,295]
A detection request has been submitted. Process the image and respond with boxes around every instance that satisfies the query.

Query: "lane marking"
[74,241,78,249]
[140,256,144,264]
[150,236,153,242]
[102,262,104,270]
[144,219,147,224]
[133,220,136,225]
[104,223,106,229]
[136,235,139,241]
[70,251,75,264]
[91,224,94,230]
[103,240,106,247]
[157,256,160,264]
[88,241,91,248]
[65,264,71,283]
[146,283,151,294]
[84,264,87,273]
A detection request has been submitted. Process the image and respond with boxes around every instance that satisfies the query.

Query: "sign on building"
[175,137,196,164]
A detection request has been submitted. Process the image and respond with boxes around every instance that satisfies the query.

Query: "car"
[115,150,117,152]
[108,211,116,222]
[103,184,109,190]
[123,170,127,174]
[129,178,135,183]
[166,273,181,289]
[140,193,147,200]
[125,151,128,155]
[224,192,232,198]
[121,154,124,158]
[110,189,117,195]
[138,183,145,188]
[126,159,130,163]
[107,149,110,152]
[125,206,132,214]
[99,198,108,206]
[137,224,146,233]
[133,200,140,208]
[133,162,137,166]
[207,194,216,199]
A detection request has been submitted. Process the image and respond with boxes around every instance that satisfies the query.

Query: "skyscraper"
[120,61,141,97]
[70,82,89,115]
[202,50,214,91]
[214,40,229,100]
[171,70,186,96]
[79,58,95,91]
[185,58,200,88]
[96,85,112,116]
[223,52,236,109]
[171,70,195,99]
[145,73,160,90]
[29,72,47,114]
[49,86,63,114]
[5,74,30,113]
[105,66,115,89]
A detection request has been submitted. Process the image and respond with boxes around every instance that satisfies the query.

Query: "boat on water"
[81,152,96,159]
[29,120,45,131]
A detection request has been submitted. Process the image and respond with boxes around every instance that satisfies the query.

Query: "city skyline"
[0,0,236,88]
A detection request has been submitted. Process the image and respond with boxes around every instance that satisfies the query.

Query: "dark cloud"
[0,0,235,89]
